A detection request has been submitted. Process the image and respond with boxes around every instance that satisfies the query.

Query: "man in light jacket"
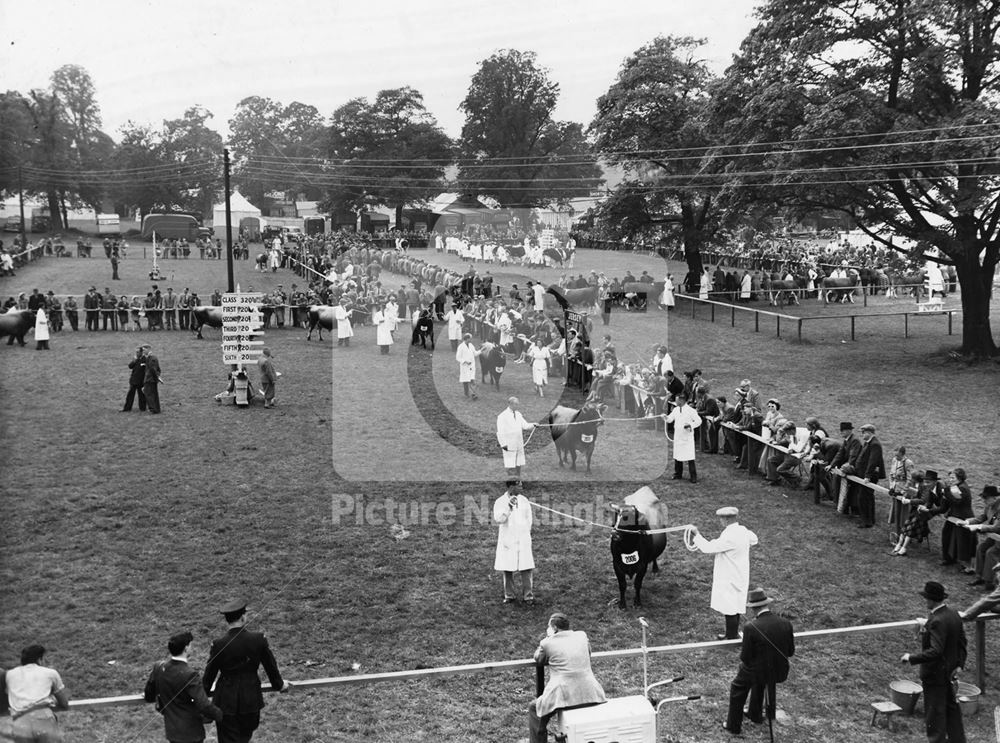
[528,612,606,743]
[496,396,535,478]
[666,392,702,483]
[690,507,759,640]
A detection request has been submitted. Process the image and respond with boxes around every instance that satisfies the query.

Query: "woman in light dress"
[659,274,675,310]
[527,337,551,397]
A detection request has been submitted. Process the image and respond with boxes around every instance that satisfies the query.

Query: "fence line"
[61,614,999,712]
[673,293,960,342]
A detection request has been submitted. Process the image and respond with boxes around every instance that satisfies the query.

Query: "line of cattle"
[760,267,932,306]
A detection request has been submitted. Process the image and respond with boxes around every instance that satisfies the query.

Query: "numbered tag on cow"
[620,551,640,565]
[580,434,595,444]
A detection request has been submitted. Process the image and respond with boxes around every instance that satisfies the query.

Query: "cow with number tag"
[547,402,605,474]
[610,486,668,609]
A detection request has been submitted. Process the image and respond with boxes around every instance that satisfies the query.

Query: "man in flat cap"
[901,581,967,743]
[723,587,795,735]
[144,631,223,742]
[203,601,290,743]
[690,507,759,640]
[854,424,885,528]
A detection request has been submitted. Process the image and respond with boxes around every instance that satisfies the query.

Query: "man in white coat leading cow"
[666,392,702,483]
[493,480,535,604]
[496,396,536,479]
[690,506,759,640]
[334,298,354,347]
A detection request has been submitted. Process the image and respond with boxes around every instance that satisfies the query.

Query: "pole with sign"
[221,289,265,369]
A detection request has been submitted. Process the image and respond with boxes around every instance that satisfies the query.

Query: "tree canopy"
[457,49,603,210]
[590,35,720,274]
[323,87,452,225]
[708,0,1000,355]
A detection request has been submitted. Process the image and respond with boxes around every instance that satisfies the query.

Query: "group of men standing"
[122,343,163,414]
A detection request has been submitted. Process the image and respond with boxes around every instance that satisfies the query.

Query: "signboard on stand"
[221,291,265,366]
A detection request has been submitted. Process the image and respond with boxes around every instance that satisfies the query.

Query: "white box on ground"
[552,695,655,743]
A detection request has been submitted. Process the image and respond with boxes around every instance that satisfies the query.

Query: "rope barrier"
[525,499,695,537]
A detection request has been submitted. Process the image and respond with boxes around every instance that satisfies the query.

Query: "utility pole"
[224,148,234,293]
[17,167,27,253]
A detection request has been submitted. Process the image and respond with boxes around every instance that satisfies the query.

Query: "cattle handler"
[689,507,759,640]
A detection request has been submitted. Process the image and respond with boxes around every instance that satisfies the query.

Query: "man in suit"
[528,613,606,743]
[901,581,967,743]
[142,344,163,414]
[854,423,886,528]
[723,587,795,735]
[123,345,148,412]
[203,601,290,743]
[965,485,1000,588]
[144,631,222,742]
[828,421,862,516]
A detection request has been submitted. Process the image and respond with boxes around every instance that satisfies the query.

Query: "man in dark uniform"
[902,581,967,743]
[203,601,290,743]
[123,345,148,412]
[724,586,795,735]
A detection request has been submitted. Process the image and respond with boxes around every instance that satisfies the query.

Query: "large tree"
[710,0,1000,356]
[590,36,720,275]
[159,106,224,216]
[324,86,452,225]
[457,50,602,210]
[228,96,327,203]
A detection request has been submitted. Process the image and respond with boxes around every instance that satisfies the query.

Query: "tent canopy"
[211,191,261,230]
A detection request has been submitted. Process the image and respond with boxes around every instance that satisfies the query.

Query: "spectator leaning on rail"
[853,424,886,529]
[965,485,1000,589]
[144,631,223,743]
[4,644,70,743]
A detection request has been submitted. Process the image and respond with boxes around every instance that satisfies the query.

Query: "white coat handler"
[690,506,759,640]
[497,396,535,478]
[493,480,534,604]
[666,392,701,482]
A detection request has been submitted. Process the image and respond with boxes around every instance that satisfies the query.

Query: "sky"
[0,0,761,142]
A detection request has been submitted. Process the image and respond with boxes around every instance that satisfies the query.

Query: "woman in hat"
[939,468,974,570]
[892,470,945,556]
[887,445,916,535]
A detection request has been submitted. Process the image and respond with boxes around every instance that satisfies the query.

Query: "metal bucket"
[889,680,922,715]
[956,682,981,715]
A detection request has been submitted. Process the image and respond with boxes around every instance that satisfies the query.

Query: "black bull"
[0,309,34,346]
[610,486,668,609]
[479,341,506,388]
[307,305,336,341]
[548,403,605,474]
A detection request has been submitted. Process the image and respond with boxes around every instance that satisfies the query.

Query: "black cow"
[479,341,506,388]
[610,487,668,609]
[191,306,223,339]
[307,305,335,341]
[0,309,34,347]
[411,307,434,349]
[548,402,605,474]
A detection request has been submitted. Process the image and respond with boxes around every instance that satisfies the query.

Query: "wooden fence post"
[731,305,736,327]
[798,318,803,342]
[851,316,856,341]
[904,313,909,338]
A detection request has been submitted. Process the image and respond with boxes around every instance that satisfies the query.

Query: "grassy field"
[1,245,999,743]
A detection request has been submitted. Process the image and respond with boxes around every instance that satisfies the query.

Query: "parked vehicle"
[141,213,200,241]
[4,216,23,232]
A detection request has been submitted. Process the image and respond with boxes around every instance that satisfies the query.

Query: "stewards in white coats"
[34,308,50,350]
[373,303,393,355]
[666,393,702,482]
[444,303,465,351]
[690,507,759,640]
[496,396,536,478]
[455,333,480,399]
[334,299,354,347]
[493,480,535,603]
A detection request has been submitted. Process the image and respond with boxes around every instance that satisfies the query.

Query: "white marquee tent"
[211,191,261,231]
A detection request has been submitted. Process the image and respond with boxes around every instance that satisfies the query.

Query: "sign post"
[221,289,265,369]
